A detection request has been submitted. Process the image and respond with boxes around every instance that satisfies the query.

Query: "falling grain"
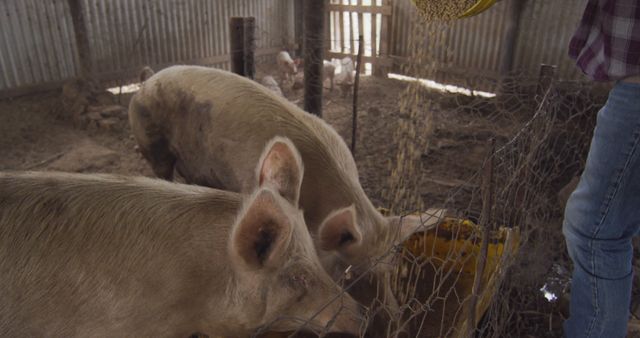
[411,0,477,21]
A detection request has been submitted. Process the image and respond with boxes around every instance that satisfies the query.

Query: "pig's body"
[129,66,444,329]
[130,66,377,239]
[0,169,361,336]
[0,172,237,337]
[260,75,283,96]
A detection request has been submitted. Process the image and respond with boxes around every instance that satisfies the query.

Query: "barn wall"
[0,0,79,92]
[389,0,588,82]
[0,0,295,97]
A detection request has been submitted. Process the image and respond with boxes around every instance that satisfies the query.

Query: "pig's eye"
[288,275,309,303]
[291,275,309,288]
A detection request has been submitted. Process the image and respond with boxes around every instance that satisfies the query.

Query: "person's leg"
[563,82,640,338]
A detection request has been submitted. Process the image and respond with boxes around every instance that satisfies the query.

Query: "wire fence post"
[351,34,364,155]
[467,138,496,337]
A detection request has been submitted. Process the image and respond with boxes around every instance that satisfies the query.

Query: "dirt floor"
[0,75,467,209]
[1,74,638,337]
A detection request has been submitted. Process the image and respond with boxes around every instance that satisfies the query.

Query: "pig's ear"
[256,137,304,206]
[318,205,362,253]
[231,189,293,270]
[391,208,446,241]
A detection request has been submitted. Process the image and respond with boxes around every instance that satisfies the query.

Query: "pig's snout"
[320,298,366,336]
[332,308,364,336]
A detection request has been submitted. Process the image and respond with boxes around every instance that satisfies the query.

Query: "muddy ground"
[1,74,638,337]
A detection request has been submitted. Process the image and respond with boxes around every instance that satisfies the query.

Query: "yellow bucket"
[460,0,498,18]
[397,215,520,337]
[240,210,520,338]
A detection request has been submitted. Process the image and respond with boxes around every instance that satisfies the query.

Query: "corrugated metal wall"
[0,0,78,90]
[390,0,588,81]
[1,0,591,96]
[513,0,584,79]
[0,0,294,95]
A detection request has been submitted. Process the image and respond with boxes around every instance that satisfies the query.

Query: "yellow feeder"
[250,210,520,338]
[396,215,520,337]
[460,0,498,18]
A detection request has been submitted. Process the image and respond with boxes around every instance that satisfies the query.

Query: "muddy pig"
[0,138,363,338]
[129,66,445,330]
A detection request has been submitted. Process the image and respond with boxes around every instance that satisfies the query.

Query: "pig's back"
[0,171,238,336]
[139,66,359,193]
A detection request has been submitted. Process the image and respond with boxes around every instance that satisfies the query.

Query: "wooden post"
[536,63,556,99]
[229,17,244,76]
[351,35,364,155]
[243,17,255,79]
[466,138,496,338]
[294,0,304,57]
[67,0,93,79]
[303,0,326,117]
[498,0,526,76]
[324,0,331,54]
[229,17,255,79]
[373,0,391,76]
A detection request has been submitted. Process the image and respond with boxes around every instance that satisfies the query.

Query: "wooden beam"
[349,10,355,54]
[371,9,378,57]
[327,4,392,16]
[243,17,256,79]
[294,0,304,56]
[229,17,256,79]
[67,0,93,79]
[357,0,364,63]
[499,0,526,76]
[373,0,391,76]
[338,8,344,53]
[324,0,331,52]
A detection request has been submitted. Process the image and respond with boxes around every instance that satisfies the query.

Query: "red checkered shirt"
[569,0,640,81]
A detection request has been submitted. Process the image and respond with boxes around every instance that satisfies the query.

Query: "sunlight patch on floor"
[388,73,496,98]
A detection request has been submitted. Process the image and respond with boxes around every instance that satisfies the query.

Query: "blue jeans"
[563,81,640,338]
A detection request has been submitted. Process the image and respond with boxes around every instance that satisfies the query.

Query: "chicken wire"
[245,11,615,338]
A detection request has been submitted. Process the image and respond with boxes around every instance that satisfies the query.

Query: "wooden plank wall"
[326,0,393,74]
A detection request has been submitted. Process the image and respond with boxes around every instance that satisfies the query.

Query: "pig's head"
[227,137,364,336]
[316,204,446,335]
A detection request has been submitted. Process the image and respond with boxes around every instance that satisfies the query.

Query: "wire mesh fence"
[19,1,629,337]
[244,8,619,337]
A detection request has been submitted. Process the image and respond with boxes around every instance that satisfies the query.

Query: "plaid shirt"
[569,0,640,81]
